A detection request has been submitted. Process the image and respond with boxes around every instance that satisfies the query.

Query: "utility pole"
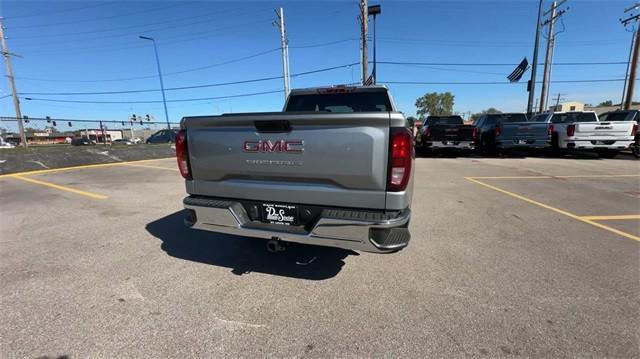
[625,30,640,110]
[275,8,290,101]
[526,0,544,115]
[539,0,568,113]
[0,18,27,147]
[360,0,369,84]
[621,30,636,109]
[553,93,565,110]
[539,2,557,113]
[621,4,640,110]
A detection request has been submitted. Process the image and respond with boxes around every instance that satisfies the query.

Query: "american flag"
[507,58,529,83]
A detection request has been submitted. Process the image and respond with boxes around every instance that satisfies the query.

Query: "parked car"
[70,137,94,146]
[415,115,475,154]
[178,85,414,253]
[533,111,636,158]
[0,137,15,149]
[599,109,639,158]
[112,139,135,145]
[473,113,528,154]
[146,129,178,144]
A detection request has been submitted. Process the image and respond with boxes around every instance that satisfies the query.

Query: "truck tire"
[549,133,561,157]
[633,145,640,158]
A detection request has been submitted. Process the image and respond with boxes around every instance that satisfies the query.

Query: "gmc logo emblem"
[242,140,304,153]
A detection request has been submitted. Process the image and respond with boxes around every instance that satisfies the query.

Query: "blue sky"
[0,0,634,124]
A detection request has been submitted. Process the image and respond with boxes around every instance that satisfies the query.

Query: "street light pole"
[139,36,170,130]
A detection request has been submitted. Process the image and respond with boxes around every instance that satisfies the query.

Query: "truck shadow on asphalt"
[145,210,357,280]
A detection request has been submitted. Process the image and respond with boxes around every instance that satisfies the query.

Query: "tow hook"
[266,238,287,253]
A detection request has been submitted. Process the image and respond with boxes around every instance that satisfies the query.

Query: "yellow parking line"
[465,177,640,242]
[0,157,175,179]
[469,174,640,180]
[123,163,178,171]
[580,215,640,221]
[9,175,108,200]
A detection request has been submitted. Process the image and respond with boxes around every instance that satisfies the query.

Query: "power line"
[2,2,116,20]
[21,21,269,56]
[22,90,283,104]
[5,2,181,29]
[7,5,222,38]
[381,78,630,85]
[289,38,357,49]
[18,63,359,96]
[377,61,628,67]
[14,48,282,83]
[13,12,271,47]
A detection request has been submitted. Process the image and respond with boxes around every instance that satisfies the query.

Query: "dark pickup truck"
[415,115,475,153]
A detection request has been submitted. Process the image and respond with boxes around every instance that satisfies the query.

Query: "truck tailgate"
[574,121,635,139]
[501,122,549,140]
[430,124,475,141]
[183,112,397,209]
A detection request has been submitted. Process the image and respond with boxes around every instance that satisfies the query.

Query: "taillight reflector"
[632,123,638,135]
[388,128,413,192]
[566,124,575,137]
[176,130,191,179]
[495,126,501,137]
[425,127,432,139]
[548,124,554,136]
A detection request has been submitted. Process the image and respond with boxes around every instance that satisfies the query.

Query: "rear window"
[551,112,598,123]
[427,116,464,125]
[531,114,549,122]
[285,91,392,113]
[487,113,527,123]
[600,112,635,122]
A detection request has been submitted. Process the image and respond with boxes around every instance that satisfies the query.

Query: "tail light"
[632,123,638,135]
[494,125,501,137]
[424,127,432,140]
[547,124,554,136]
[566,124,575,137]
[388,127,413,192]
[472,127,479,140]
[175,130,191,179]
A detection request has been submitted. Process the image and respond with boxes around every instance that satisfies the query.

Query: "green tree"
[597,100,613,107]
[414,92,455,117]
[470,107,502,121]
[406,116,417,127]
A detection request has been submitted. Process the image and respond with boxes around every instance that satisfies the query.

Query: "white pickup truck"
[530,111,637,157]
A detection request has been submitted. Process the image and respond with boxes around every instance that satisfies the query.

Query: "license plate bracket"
[261,203,299,226]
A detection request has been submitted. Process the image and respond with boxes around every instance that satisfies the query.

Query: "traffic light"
[46,116,51,123]
[68,122,72,127]
[145,114,150,121]
[52,121,57,126]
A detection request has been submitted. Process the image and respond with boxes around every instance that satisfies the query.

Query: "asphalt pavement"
[0,154,638,358]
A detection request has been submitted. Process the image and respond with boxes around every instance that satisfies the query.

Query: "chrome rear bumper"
[183,196,411,253]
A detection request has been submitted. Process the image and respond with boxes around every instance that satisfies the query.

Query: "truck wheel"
[633,144,640,159]
[549,134,561,157]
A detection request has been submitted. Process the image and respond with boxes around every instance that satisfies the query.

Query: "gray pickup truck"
[176,86,414,253]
